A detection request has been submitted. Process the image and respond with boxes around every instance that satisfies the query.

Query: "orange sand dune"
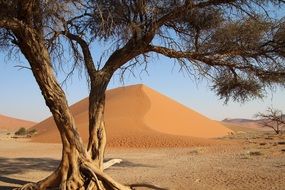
[32,84,232,147]
[0,114,36,131]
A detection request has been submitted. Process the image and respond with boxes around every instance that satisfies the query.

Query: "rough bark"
[87,72,110,171]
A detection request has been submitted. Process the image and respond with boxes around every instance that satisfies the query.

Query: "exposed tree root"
[14,183,37,190]
[81,161,131,190]
[103,159,123,170]
[15,111,127,190]
[14,156,129,190]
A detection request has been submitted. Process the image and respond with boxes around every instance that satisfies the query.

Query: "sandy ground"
[1,131,285,190]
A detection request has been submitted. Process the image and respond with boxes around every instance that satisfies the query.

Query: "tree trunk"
[12,27,130,190]
[87,73,110,171]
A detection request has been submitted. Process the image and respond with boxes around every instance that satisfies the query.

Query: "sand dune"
[0,114,36,131]
[32,84,232,147]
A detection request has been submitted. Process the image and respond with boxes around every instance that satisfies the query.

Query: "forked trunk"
[13,27,130,190]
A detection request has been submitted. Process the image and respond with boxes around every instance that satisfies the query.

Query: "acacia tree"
[256,107,285,134]
[1,0,285,190]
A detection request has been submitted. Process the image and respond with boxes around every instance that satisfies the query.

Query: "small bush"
[15,127,27,136]
[14,127,37,136]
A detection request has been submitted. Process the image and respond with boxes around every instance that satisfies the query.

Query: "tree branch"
[148,45,285,83]
[0,18,24,32]
[148,45,200,59]
[154,0,236,28]
[102,38,151,74]
[64,32,97,79]
[14,65,31,70]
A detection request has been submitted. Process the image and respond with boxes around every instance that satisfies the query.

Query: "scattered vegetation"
[28,129,37,135]
[14,127,37,137]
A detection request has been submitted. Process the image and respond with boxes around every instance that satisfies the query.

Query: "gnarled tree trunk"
[12,24,130,190]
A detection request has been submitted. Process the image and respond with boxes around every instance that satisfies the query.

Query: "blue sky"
[0,51,284,122]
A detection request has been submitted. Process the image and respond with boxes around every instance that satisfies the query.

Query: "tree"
[1,1,285,190]
[256,107,285,134]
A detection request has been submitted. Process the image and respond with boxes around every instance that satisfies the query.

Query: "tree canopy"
[1,1,285,102]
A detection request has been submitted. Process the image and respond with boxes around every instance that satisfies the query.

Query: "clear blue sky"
[0,51,284,122]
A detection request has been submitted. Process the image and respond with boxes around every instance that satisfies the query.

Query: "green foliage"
[212,72,264,103]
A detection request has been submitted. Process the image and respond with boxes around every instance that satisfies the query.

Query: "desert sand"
[0,130,285,190]
[31,84,232,147]
[0,114,36,132]
[1,85,284,189]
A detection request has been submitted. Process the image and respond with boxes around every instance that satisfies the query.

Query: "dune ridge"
[0,114,36,131]
[31,84,232,147]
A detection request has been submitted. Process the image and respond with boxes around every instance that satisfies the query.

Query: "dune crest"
[32,84,232,147]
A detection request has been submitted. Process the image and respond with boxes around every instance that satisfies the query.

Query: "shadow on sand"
[0,157,160,189]
[130,183,169,190]
[0,185,17,190]
[0,157,59,189]
[0,157,59,175]
[0,176,30,190]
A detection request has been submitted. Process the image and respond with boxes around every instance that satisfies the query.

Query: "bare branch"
[63,31,97,79]
[14,65,31,70]
[0,18,24,32]
[256,107,285,134]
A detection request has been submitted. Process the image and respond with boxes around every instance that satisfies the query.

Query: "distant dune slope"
[0,114,36,131]
[31,84,232,147]
[222,118,270,131]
